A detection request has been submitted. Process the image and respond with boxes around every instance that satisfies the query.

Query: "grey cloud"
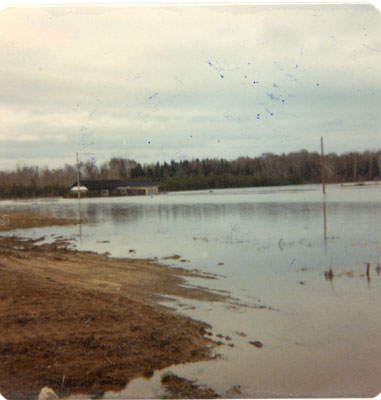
[0,4,380,169]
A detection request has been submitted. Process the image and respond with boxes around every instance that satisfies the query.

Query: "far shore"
[0,213,228,400]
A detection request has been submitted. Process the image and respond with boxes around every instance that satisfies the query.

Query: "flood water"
[2,183,381,397]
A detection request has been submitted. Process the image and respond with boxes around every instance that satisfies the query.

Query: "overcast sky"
[0,4,380,170]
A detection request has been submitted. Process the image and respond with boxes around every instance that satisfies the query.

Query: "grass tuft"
[161,370,175,383]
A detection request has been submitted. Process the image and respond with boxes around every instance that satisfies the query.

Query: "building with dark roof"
[70,180,158,197]
[124,181,159,196]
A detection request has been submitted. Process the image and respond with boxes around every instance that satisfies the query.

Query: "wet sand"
[0,214,228,400]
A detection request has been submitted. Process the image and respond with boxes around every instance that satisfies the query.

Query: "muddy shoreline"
[0,214,228,400]
[0,213,80,232]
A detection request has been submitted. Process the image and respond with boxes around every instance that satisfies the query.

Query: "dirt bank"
[0,213,79,232]
[0,229,228,400]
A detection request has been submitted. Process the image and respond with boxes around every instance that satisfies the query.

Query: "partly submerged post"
[366,262,371,278]
[76,152,81,199]
[320,137,326,194]
[323,200,327,242]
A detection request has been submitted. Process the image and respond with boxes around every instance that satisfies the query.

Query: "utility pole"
[76,152,81,199]
[320,137,326,194]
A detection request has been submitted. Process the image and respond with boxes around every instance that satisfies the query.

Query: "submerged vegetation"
[161,370,176,383]
[0,149,380,198]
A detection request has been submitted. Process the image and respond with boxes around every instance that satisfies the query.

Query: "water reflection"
[82,202,326,225]
[323,200,327,242]
[156,203,229,221]
[77,201,82,244]
[108,205,141,223]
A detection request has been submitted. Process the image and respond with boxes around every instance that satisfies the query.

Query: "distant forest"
[0,149,380,199]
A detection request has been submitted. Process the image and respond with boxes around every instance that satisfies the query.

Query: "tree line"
[0,149,380,198]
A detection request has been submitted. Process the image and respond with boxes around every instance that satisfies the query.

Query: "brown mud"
[0,214,230,400]
[161,374,220,399]
[0,213,79,232]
